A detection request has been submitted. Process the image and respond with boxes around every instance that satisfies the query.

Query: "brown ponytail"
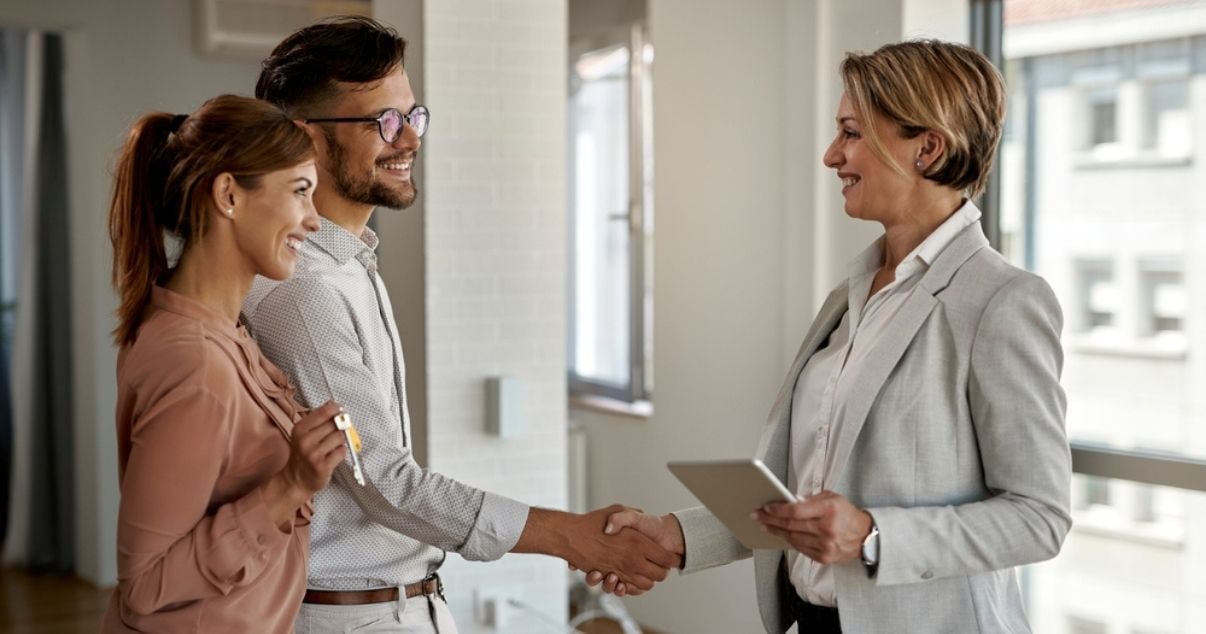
[108,95,314,346]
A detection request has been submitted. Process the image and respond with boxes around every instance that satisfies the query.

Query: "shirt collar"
[846,199,983,281]
[308,216,380,272]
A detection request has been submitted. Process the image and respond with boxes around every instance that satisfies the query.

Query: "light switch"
[486,376,523,437]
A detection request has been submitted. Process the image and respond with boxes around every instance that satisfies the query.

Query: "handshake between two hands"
[570,491,873,596]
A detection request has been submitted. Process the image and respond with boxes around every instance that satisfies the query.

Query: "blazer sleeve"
[868,273,1073,586]
[116,384,295,615]
[671,505,752,573]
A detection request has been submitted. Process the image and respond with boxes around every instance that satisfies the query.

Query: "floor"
[0,568,660,633]
[0,568,110,634]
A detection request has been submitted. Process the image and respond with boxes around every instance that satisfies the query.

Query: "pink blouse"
[102,287,313,633]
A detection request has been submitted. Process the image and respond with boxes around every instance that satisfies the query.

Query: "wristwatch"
[860,516,880,577]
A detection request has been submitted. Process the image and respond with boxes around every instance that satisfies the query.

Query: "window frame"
[567,21,653,408]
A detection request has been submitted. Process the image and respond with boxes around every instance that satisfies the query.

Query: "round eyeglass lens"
[379,109,404,143]
[408,107,429,138]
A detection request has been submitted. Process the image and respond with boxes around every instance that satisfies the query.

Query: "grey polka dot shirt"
[243,218,529,590]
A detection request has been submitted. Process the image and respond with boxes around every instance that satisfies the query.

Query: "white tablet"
[667,459,797,551]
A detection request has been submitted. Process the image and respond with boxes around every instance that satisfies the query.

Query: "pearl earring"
[914,159,924,171]
[225,208,234,217]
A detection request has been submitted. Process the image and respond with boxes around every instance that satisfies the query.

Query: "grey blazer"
[674,222,1072,633]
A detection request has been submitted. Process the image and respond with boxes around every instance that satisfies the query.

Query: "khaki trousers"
[295,595,458,634]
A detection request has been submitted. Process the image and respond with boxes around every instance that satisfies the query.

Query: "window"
[994,1,1206,633]
[1139,260,1185,338]
[567,4,653,406]
[1074,259,1117,333]
[1142,79,1190,156]
[1137,39,1192,157]
[1085,87,1118,148]
[1082,475,1111,508]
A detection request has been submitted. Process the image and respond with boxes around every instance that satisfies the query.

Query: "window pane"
[1023,478,1206,633]
[1143,79,1190,155]
[1004,4,1206,633]
[1089,96,1117,146]
[1002,4,1203,459]
[571,44,631,388]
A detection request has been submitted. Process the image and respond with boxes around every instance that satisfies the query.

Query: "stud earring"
[914,159,925,171]
[225,208,234,217]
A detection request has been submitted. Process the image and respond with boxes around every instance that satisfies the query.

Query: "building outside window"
[999,0,1206,631]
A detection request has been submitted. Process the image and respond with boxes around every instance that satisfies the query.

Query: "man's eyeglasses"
[305,105,430,143]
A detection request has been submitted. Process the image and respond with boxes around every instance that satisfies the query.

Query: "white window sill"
[1073,152,1192,170]
[569,393,653,420]
[1067,333,1187,360]
[1071,506,1184,549]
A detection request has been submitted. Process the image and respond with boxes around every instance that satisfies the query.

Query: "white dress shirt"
[787,201,982,606]
[243,218,529,591]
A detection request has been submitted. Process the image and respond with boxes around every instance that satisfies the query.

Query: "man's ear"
[297,120,328,151]
[210,172,238,220]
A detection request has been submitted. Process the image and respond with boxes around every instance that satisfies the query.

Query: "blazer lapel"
[758,285,850,479]
[824,222,992,486]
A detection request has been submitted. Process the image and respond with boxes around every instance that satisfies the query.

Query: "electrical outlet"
[473,588,512,629]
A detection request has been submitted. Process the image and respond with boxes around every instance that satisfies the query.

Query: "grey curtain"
[0,27,29,554]
[25,32,75,573]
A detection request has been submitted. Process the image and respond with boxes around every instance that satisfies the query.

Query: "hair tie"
[170,114,188,132]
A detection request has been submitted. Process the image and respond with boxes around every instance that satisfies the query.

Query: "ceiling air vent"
[196,0,371,58]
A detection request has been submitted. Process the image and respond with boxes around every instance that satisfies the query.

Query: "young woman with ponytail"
[102,95,348,633]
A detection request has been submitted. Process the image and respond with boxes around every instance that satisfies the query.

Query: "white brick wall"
[422,1,569,631]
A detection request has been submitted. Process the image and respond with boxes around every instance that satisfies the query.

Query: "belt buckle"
[425,573,445,601]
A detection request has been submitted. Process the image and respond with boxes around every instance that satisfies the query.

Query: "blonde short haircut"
[839,39,1005,199]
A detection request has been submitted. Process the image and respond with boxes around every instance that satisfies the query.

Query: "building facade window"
[1075,258,1118,333]
[1086,87,1119,148]
[1139,260,1185,338]
[1143,78,1191,155]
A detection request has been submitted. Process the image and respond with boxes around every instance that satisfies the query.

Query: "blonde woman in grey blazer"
[588,40,1072,633]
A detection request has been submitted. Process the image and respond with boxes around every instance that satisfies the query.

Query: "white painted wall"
[420,1,570,631]
[0,0,270,586]
[576,1,789,631]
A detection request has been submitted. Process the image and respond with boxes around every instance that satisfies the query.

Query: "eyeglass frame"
[303,105,430,143]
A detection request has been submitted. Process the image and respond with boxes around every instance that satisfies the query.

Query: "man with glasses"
[243,16,678,633]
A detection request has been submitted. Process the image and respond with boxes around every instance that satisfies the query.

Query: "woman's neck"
[165,240,252,324]
[879,189,965,271]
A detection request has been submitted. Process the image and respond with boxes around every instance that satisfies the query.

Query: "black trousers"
[788,592,842,634]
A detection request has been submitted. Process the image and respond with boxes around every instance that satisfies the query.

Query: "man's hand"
[753,490,872,565]
[581,508,684,597]
[513,505,681,596]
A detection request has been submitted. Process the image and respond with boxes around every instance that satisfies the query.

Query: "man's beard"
[323,129,417,210]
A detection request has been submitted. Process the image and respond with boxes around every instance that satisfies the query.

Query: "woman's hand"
[753,490,872,565]
[262,401,347,525]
